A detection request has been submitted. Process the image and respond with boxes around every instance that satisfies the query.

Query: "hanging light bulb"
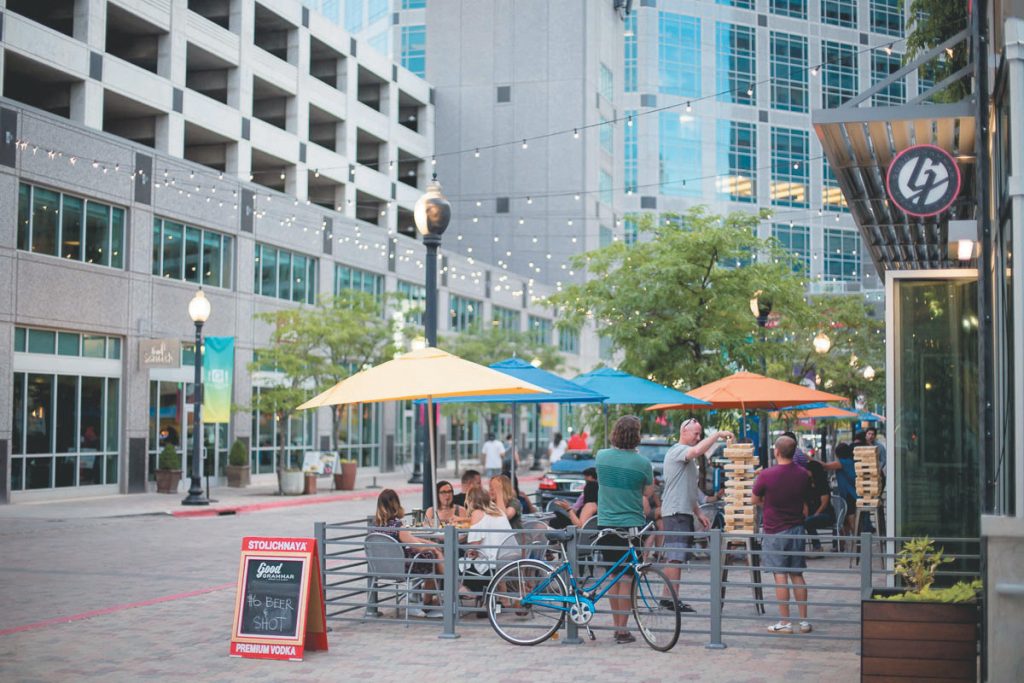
[813,332,831,354]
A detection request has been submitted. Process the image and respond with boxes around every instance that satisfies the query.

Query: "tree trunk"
[276,412,286,495]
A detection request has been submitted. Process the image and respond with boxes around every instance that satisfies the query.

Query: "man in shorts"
[661,419,734,612]
[596,415,653,644]
[752,435,813,634]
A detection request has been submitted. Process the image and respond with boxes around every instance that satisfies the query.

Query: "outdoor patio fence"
[313,517,982,650]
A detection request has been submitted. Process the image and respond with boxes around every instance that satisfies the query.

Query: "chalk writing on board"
[238,558,305,638]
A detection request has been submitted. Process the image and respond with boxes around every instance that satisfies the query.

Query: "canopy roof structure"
[421,358,608,405]
[572,368,709,406]
[812,29,977,274]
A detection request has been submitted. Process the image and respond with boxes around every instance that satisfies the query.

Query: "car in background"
[638,439,673,483]
[536,449,593,508]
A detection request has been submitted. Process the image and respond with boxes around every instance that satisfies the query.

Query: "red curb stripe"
[0,583,236,637]
[170,475,543,519]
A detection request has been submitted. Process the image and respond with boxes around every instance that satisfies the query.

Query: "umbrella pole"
[428,396,438,518]
[511,404,519,492]
[604,403,609,449]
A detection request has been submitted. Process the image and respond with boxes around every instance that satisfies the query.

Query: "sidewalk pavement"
[0,466,546,520]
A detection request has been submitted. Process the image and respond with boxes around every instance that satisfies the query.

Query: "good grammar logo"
[885,144,961,218]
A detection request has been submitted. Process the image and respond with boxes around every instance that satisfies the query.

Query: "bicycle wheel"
[485,559,568,646]
[631,565,681,652]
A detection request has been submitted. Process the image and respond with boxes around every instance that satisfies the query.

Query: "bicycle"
[482,521,680,651]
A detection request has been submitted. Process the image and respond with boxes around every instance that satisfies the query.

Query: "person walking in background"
[501,433,519,477]
[596,415,654,644]
[567,429,588,450]
[752,435,813,634]
[660,418,734,613]
[821,442,858,537]
[548,432,567,464]
[481,434,504,478]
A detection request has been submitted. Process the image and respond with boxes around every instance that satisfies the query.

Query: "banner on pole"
[540,403,558,428]
[203,336,234,424]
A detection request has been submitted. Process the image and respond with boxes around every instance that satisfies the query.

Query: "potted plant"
[155,444,181,494]
[334,458,357,491]
[225,439,250,488]
[278,465,305,495]
[862,537,981,681]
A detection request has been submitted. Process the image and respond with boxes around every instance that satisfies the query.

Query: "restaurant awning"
[812,29,977,274]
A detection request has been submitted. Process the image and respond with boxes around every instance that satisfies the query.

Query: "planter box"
[225,465,250,488]
[154,469,181,494]
[335,461,357,491]
[278,470,305,496]
[862,594,979,682]
[303,473,318,495]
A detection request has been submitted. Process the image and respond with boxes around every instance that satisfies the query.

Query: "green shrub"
[873,537,981,603]
[158,444,181,470]
[228,439,249,467]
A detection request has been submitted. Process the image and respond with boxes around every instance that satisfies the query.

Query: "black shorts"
[597,526,638,566]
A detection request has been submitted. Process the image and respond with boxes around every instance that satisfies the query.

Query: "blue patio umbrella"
[420,358,609,486]
[571,368,709,446]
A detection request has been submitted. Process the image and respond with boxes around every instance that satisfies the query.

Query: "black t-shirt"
[804,460,831,515]
[452,493,466,508]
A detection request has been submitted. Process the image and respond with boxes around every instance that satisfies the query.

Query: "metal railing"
[314,518,982,650]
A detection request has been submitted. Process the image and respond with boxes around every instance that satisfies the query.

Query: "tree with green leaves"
[905,0,970,102]
[248,292,403,487]
[548,207,884,426]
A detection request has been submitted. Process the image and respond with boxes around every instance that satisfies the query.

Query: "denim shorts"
[662,513,695,562]
[760,525,807,574]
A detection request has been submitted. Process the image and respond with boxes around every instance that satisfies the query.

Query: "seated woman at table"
[425,480,465,527]
[551,478,598,529]
[462,487,515,599]
[374,489,444,612]
[489,474,523,529]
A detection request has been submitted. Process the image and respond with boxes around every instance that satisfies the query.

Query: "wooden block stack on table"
[853,446,881,508]
[721,443,758,533]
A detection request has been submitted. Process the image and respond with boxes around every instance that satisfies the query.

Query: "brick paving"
[0,468,861,681]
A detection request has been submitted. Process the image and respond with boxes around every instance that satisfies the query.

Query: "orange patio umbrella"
[772,405,860,420]
[647,371,848,412]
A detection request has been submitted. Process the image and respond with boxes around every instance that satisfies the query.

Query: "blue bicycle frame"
[522,541,645,616]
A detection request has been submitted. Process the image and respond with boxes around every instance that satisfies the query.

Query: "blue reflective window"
[658,12,701,98]
[624,217,638,246]
[624,111,638,194]
[872,49,906,105]
[401,25,426,77]
[870,0,904,37]
[492,306,521,334]
[824,228,860,281]
[624,14,637,93]
[716,121,757,203]
[771,0,807,19]
[770,127,809,207]
[771,32,808,112]
[600,116,614,154]
[822,0,857,27]
[659,112,701,197]
[821,41,858,108]
[600,171,613,205]
[773,223,811,273]
[600,63,614,101]
[449,295,480,332]
[716,23,756,105]
[402,0,427,8]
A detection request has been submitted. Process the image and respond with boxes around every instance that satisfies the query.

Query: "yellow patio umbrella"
[297,347,549,512]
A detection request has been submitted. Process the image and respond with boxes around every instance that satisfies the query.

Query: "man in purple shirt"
[752,435,813,634]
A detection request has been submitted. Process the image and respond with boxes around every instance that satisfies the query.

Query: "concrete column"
[226,141,252,180]
[69,81,104,130]
[167,0,188,87]
[155,113,185,158]
[981,516,1024,682]
[74,0,107,48]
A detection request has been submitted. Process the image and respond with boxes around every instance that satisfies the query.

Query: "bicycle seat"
[544,529,574,543]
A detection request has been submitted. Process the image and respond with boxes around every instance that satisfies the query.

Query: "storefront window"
[893,277,979,539]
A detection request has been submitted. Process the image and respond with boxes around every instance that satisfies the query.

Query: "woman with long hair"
[373,489,444,616]
[488,474,523,529]
[425,480,465,526]
[461,487,514,603]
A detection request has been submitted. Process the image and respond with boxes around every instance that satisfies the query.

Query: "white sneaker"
[767,621,793,634]
[422,607,444,619]
[407,607,428,618]
[799,621,813,633]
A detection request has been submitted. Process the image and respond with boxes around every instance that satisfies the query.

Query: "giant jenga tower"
[853,446,881,510]
[721,443,758,533]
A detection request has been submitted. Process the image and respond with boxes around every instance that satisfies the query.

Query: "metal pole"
[563,525,583,645]
[859,532,873,599]
[439,523,460,639]
[182,322,208,505]
[418,234,441,508]
[759,340,768,469]
[706,528,726,649]
[533,403,541,469]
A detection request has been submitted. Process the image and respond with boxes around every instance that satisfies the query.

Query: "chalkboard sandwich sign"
[229,536,328,661]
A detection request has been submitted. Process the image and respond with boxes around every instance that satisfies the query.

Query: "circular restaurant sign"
[885,144,961,217]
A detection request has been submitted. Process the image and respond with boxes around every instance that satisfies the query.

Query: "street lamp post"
[411,176,451,508]
[750,291,773,468]
[183,288,211,506]
[814,331,831,460]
